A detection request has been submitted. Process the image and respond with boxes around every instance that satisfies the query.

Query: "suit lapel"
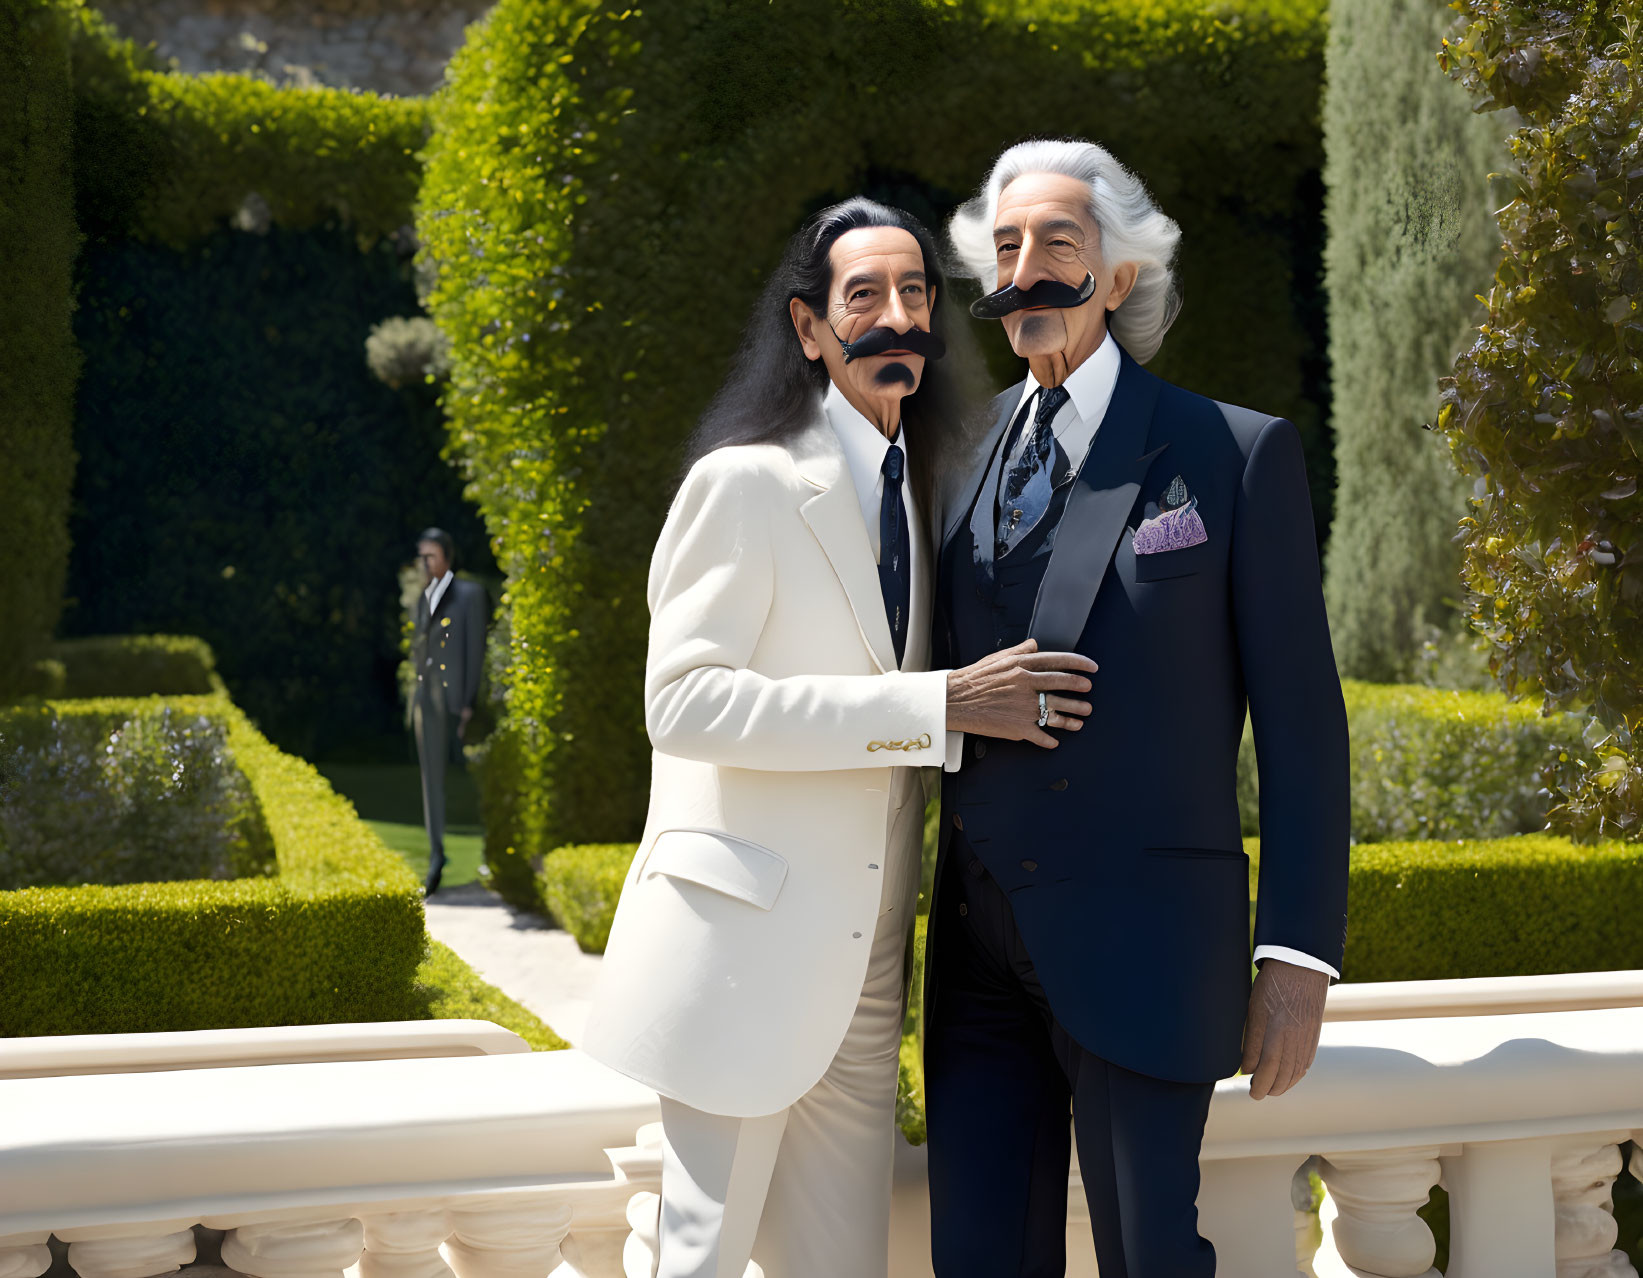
[1029,346,1167,649]
[793,413,899,675]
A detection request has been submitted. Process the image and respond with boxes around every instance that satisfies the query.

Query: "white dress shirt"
[423,570,454,669]
[938,336,1336,980]
[823,381,925,619]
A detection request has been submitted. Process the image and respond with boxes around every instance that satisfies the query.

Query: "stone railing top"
[1324,968,1643,1021]
[0,1049,660,1239]
[1203,1005,1643,1160]
[0,1020,529,1080]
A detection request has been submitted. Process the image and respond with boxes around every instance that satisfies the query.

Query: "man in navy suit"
[925,139,1350,1276]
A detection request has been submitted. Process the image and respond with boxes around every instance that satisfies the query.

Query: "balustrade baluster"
[360,1211,453,1278]
[1198,1154,1312,1277]
[560,1124,663,1278]
[220,1218,364,1278]
[62,1225,196,1278]
[1313,1146,1442,1278]
[620,1194,660,1278]
[1552,1133,1637,1278]
[445,1197,572,1278]
[0,1234,52,1278]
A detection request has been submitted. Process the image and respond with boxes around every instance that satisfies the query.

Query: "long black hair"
[681,197,987,518]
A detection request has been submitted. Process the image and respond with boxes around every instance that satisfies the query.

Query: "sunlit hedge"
[1239,679,1583,841]
[66,0,428,248]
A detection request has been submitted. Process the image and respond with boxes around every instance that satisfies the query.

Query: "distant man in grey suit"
[411,527,487,895]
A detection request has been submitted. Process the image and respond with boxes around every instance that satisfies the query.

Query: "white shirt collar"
[1013,328,1121,425]
[822,381,910,536]
[424,569,454,607]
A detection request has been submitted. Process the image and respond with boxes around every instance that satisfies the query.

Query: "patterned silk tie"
[880,442,911,668]
[996,384,1072,555]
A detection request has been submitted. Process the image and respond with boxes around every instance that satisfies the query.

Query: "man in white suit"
[584,197,1099,1278]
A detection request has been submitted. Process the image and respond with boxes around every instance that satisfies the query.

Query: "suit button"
[852,932,863,939]
[958,903,969,917]
[975,740,987,759]
[1050,778,1068,791]
[952,815,964,831]
[1021,860,1038,872]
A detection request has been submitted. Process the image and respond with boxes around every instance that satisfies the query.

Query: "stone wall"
[93,0,492,97]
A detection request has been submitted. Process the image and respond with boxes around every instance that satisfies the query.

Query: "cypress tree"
[1320,0,1507,681]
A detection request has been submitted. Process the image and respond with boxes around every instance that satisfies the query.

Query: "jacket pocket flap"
[642,829,789,910]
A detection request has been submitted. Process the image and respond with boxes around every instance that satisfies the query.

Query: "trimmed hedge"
[1237,679,1582,841]
[1319,0,1508,681]
[1330,834,1643,983]
[66,1,429,249]
[0,0,82,702]
[421,0,1335,898]
[537,842,632,954]
[0,698,275,889]
[47,634,224,699]
[0,693,426,1035]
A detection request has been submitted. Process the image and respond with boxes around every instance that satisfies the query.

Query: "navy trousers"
[926,837,1217,1278]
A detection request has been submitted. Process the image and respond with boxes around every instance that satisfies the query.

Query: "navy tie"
[880,442,910,668]
[996,384,1071,555]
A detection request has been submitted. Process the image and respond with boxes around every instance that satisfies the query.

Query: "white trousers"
[637,863,914,1278]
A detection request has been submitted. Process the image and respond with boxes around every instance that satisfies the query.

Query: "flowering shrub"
[0,700,274,889]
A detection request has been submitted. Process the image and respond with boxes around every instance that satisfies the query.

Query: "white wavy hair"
[949,138,1183,363]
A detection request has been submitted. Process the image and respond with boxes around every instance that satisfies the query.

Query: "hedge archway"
[419,0,1332,902]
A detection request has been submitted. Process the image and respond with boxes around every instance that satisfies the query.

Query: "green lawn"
[316,763,485,888]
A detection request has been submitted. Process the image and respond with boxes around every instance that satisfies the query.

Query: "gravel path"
[422,883,604,1044]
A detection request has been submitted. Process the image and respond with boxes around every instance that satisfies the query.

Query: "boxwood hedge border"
[0,692,426,1036]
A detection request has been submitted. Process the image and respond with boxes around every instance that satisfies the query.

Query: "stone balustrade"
[0,994,1639,1278]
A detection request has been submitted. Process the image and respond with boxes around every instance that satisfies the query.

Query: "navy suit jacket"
[930,342,1350,1084]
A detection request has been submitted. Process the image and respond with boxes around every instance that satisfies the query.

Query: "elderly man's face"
[992,172,1136,369]
[790,226,934,434]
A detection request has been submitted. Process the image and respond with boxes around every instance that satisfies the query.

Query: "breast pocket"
[1131,538,1215,583]
[642,829,790,911]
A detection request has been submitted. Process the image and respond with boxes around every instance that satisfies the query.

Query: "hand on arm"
[945,639,1098,749]
[1240,958,1328,1099]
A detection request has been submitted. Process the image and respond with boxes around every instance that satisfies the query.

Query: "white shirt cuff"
[944,731,964,772]
[1252,945,1339,981]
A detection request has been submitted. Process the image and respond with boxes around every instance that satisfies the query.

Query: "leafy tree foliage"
[1438,0,1643,838]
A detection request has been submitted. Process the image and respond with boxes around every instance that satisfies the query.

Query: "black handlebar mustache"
[838,324,947,365]
[969,273,1097,319]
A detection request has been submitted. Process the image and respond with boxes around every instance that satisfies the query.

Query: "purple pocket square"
[1132,498,1208,555]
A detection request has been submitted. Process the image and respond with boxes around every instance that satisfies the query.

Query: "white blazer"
[583,406,946,1118]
